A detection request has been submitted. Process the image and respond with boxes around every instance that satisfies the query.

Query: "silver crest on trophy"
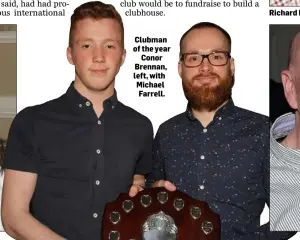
[142,211,178,240]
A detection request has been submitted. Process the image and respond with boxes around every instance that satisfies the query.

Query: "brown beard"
[182,73,233,111]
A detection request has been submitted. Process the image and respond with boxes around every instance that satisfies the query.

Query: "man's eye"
[212,53,225,60]
[187,55,198,61]
[106,45,115,49]
[82,44,90,48]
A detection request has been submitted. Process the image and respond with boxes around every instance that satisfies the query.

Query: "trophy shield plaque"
[102,187,220,240]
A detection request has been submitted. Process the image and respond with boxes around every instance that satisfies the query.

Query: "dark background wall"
[270,25,300,83]
[269,25,299,122]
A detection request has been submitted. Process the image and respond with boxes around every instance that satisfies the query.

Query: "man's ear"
[282,70,297,109]
[178,52,184,78]
[230,58,235,77]
[67,47,74,65]
[120,49,126,66]
[178,61,183,79]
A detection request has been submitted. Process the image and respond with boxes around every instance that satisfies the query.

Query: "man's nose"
[198,57,212,72]
[92,47,105,63]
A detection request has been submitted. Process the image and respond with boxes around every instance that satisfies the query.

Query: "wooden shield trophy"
[102,187,220,240]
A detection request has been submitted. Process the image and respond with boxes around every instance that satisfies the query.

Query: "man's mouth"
[90,69,108,74]
[196,76,215,79]
[194,75,217,82]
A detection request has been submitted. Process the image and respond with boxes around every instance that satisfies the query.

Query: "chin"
[79,78,109,90]
[77,74,115,91]
[89,83,112,92]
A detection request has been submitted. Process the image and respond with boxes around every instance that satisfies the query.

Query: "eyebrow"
[75,38,121,45]
[185,48,229,54]
[75,38,93,43]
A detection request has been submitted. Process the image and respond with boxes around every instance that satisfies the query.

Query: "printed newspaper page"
[0,0,299,239]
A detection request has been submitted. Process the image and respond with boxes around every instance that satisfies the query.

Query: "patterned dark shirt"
[147,99,295,240]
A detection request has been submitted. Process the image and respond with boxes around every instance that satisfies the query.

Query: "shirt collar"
[186,98,235,121]
[66,81,118,109]
[270,113,300,169]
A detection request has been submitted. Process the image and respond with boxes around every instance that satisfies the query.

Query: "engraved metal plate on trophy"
[190,206,201,220]
[202,221,214,235]
[109,211,121,225]
[122,199,134,213]
[141,194,152,208]
[174,198,184,211]
[157,191,168,204]
[108,230,120,240]
[102,187,221,240]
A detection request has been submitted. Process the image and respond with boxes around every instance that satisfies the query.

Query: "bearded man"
[144,22,295,240]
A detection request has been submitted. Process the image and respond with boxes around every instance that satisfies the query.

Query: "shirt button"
[93,213,98,218]
[95,180,100,185]
[203,128,207,133]
[199,185,205,190]
[96,149,101,154]
[112,105,115,110]
[86,101,91,106]
[200,155,205,160]
[79,104,82,108]
[218,117,222,120]
[97,120,101,125]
